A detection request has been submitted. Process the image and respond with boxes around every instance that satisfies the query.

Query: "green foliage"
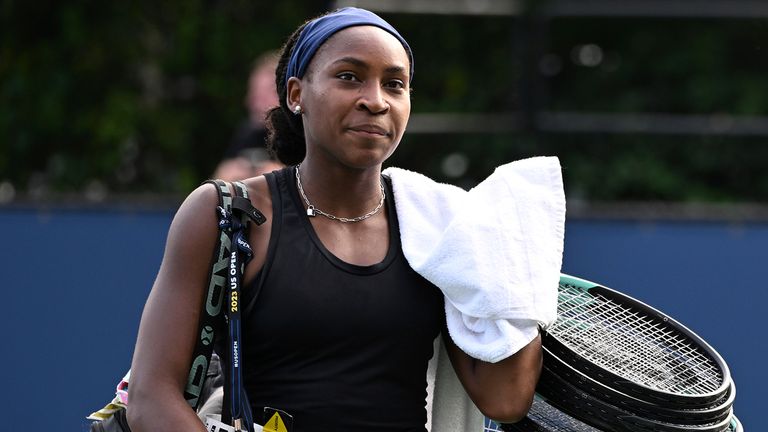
[545,17,768,115]
[2,3,767,202]
[388,14,768,202]
[0,0,322,195]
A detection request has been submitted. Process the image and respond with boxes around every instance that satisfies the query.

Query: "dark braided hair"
[265,21,311,166]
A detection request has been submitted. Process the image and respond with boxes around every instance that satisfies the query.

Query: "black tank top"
[242,167,444,432]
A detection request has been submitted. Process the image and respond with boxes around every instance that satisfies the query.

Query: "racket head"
[545,274,731,407]
[536,363,734,432]
[542,345,735,424]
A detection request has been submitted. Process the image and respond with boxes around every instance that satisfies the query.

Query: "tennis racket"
[542,344,735,425]
[483,401,741,432]
[536,362,733,432]
[544,274,731,409]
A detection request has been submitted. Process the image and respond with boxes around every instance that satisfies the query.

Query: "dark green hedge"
[2,2,767,202]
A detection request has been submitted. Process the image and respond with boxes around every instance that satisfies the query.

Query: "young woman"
[127,8,543,432]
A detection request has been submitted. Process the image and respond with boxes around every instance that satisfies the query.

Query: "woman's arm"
[126,184,223,432]
[442,330,543,424]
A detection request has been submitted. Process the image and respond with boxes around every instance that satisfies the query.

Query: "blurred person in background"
[213,51,284,181]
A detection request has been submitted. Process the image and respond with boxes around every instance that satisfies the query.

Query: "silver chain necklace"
[295,165,386,223]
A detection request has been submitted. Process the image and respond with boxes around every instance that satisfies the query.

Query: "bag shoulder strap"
[184,179,265,410]
[183,179,233,409]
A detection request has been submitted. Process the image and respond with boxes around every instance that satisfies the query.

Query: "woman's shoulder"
[165,183,226,252]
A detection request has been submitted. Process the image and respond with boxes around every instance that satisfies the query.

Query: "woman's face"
[289,25,412,169]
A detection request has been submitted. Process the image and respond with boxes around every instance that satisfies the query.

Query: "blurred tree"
[1,1,767,203]
[0,0,323,196]
[537,17,768,202]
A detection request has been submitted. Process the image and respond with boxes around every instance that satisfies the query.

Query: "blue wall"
[0,207,762,430]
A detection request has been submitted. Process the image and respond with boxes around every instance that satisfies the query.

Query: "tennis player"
[127,7,543,432]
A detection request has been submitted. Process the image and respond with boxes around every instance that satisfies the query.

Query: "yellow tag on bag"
[262,407,293,432]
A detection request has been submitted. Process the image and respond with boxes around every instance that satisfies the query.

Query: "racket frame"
[542,344,735,424]
[536,362,734,432]
[547,274,732,408]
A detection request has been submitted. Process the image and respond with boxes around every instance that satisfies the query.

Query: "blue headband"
[285,7,414,87]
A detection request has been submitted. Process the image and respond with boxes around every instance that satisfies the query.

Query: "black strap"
[233,194,267,225]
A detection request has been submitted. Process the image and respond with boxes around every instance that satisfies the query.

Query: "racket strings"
[557,293,721,395]
[551,283,723,395]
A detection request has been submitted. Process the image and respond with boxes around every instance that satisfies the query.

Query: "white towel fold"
[384,156,565,363]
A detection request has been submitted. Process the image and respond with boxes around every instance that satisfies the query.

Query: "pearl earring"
[293,105,302,115]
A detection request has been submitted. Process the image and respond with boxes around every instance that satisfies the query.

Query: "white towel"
[384,156,565,363]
